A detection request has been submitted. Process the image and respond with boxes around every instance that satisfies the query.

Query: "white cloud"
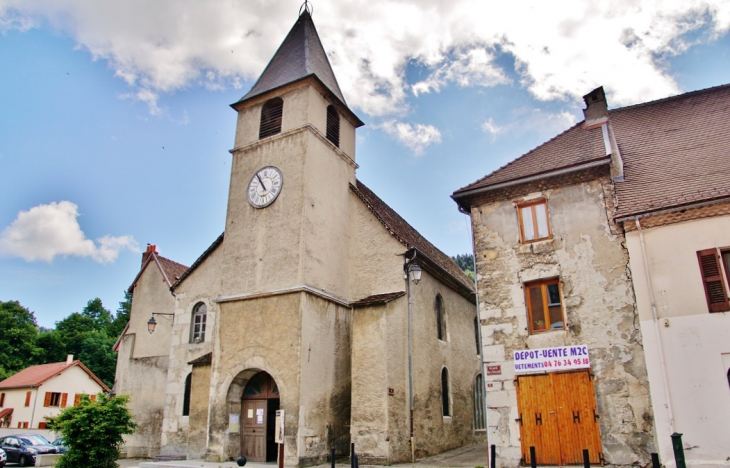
[0,201,139,263]
[481,117,505,140]
[380,121,442,155]
[1,0,729,114]
[481,108,579,142]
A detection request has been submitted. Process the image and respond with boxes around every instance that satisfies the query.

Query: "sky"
[1,0,730,328]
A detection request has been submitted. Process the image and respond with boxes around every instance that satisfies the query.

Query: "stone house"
[0,355,109,429]
[113,9,483,466]
[452,87,657,466]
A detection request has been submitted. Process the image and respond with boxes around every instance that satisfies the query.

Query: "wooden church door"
[241,372,280,462]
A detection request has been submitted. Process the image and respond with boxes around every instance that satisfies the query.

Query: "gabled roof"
[351,291,406,308]
[172,233,224,290]
[0,361,110,392]
[236,10,346,107]
[128,251,189,293]
[611,83,730,218]
[351,180,474,294]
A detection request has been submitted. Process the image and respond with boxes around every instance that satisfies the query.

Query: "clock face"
[247,166,283,208]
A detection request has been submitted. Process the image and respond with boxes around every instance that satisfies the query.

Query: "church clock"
[247,166,283,208]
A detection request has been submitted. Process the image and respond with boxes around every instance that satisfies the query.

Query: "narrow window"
[474,317,480,355]
[697,248,730,312]
[45,392,61,407]
[326,105,340,147]
[182,373,192,416]
[0,392,4,407]
[518,200,551,242]
[191,302,207,343]
[259,97,284,139]
[435,295,447,341]
[441,368,451,417]
[525,278,564,334]
[25,391,31,407]
[474,374,485,430]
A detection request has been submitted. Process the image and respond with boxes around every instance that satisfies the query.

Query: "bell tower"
[220,8,364,299]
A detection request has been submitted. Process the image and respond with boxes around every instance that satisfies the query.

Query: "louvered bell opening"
[326,105,340,148]
[259,98,284,139]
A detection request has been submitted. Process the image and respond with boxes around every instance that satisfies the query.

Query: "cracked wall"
[472,176,656,466]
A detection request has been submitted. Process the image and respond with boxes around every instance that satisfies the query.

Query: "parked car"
[51,438,67,453]
[0,447,7,468]
[0,434,57,466]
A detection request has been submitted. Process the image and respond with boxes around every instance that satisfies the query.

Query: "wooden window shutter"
[43,392,50,407]
[697,249,730,312]
[25,391,32,407]
[0,392,5,407]
[61,393,68,408]
[23,422,28,429]
[38,422,47,429]
[74,394,80,407]
[90,395,96,402]
[18,422,21,428]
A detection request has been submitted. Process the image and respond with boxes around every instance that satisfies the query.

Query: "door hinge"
[593,409,600,422]
[515,414,522,426]
[514,378,519,387]
[535,412,542,425]
[573,410,580,423]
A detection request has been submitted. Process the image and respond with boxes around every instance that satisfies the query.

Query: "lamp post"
[147,312,175,334]
[404,253,422,463]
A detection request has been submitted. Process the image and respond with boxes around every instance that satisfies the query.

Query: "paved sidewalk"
[116,443,489,468]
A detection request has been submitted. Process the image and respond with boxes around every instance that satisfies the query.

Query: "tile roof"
[611,83,730,218]
[351,181,474,292]
[188,352,213,365]
[351,291,406,308]
[128,252,189,293]
[0,361,109,392]
[236,11,347,107]
[453,122,608,195]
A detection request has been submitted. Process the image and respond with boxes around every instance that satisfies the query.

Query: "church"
[113,6,484,466]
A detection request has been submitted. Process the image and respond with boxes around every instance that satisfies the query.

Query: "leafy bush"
[48,393,137,468]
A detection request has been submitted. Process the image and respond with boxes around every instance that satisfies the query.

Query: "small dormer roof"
[236,10,346,107]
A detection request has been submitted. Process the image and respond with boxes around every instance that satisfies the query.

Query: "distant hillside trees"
[0,293,132,388]
[451,253,475,282]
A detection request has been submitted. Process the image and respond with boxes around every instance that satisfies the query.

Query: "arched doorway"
[241,371,280,462]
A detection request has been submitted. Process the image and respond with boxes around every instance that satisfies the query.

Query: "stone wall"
[471,174,656,466]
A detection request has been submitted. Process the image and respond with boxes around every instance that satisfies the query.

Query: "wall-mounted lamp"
[147,312,175,334]
[408,263,422,284]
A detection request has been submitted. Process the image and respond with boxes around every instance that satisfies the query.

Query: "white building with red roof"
[0,355,109,429]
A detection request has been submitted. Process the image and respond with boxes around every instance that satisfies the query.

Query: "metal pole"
[530,447,536,468]
[651,452,660,468]
[330,448,335,468]
[350,442,355,468]
[671,433,686,468]
[583,449,590,468]
[490,444,496,468]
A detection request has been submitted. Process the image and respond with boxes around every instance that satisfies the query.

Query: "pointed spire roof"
[237,10,347,106]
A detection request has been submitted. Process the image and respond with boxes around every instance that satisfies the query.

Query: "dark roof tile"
[351,291,406,308]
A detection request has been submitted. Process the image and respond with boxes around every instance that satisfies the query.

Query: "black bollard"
[530,446,537,468]
[490,444,496,468]
[351,442,356,468]
[236,456,247,467]
[671,433,687,468]
[651,452,660,468]
[331,448,336,468]
[355,454,359,468]
[583,449,590,468]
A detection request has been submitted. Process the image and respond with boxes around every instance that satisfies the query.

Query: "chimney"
[66,354,73,365]
[142,244,157,266]
[582,86,624,181]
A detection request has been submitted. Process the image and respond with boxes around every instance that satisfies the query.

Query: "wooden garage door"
[516,370,603,466]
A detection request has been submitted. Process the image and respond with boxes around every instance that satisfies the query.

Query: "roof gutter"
[452,157,611,210]
[615,195,730,223]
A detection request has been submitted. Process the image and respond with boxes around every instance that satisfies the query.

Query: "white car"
[0,447,7,468]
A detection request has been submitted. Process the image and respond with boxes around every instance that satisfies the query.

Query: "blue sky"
[1,0,729,328]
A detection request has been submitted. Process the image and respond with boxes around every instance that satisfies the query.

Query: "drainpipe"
[404,251,417,463]
[635,218,675,433]
[30,388,40,429]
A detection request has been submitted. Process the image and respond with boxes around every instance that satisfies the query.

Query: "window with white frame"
[191,302,207,343]
[518,199,551,242]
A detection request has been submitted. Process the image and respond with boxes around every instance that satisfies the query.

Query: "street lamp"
[408,263,422,284]
[147,313,175,334]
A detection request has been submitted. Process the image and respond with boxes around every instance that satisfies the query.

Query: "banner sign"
[513,345,590,374]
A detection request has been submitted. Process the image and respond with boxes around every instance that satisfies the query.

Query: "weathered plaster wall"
[625,215,730,466]
[188,362,212,459]
[410,271,482,460]
[472,178,655,466]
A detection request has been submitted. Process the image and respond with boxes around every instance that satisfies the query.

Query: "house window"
[182,373,192,416]
[191,302,207,343]
[0,392,4,407]
[474,374,485,430]
[518,200,551,242]
[435,294,447,341]
[326,105,340,147]
[697,248,730,312]
[44,392,62,407]
[441,368,451,417]
[259,97,284,139]
[525,278,564,334]
[25,391,31,407]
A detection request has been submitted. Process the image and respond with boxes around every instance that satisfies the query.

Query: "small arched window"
[441,368,451,417]
[191,302,207,343]
[259,97,284,139]
[474,374,485,430]
[182,373,192,416]
[326,105,340,147]
[436,295,446,341]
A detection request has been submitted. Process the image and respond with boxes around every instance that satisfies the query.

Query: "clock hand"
[256,174,267,191]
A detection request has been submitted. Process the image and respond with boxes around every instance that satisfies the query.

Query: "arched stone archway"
[237,371,280,462]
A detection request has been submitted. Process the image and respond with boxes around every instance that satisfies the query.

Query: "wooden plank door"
[517,373,561,465]
[241,400,267,461]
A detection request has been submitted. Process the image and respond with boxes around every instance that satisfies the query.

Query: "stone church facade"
[114,9,483,466]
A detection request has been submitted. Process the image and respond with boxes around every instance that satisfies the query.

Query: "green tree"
[81,298,113,331]
[54,312,96,359]
[78,330,117,388]
[0,301,41,380]
[48,393,137,468]
[36,329,66,364]
[107,291,131,339]
[451,253,475,282]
